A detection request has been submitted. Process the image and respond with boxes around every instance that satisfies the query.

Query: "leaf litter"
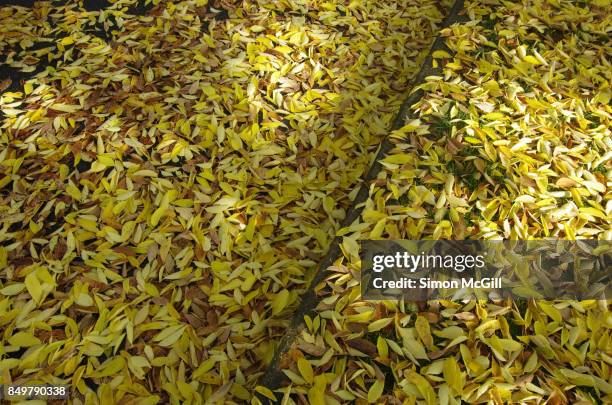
[272,0,611,404]
[0,0,455,403]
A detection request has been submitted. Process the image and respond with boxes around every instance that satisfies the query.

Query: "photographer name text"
[372,277,502,289]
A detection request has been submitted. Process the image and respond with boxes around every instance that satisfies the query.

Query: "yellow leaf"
[307,375,327,405]
[192,358,216,379]
[404,339,428,360]
[8,332,41,347]
[382,154,412,165]
[24,272,43,304]
[369,218,386,239]
[0,246,6,268]
[368,317,393,332]
[60,36,74,46]
[297,357,314,384]
[154,325,186,347]
[150,202,170,227]
[377,336,388,359]
[50,103,80,113]
[254,386,277,401]
[271,289,290,315]
[0,176,11,189]
[133,170,158,177]
[66,183,82,201]
[524,352,538,373]
[538,302,562,323]
[95,357,125,378]
[523,55,541,65]
[77,217,98,232]
[432,50,452,59]
[498,29,516,38]
[443,357,463,394]
[483,112,505,121]
[230,384,251,400]
[368,379,384,403]
[0,283,24,296]
[97,154,115,167]
[406,369,437,404]
[341,236,360,260]
[415,315,434,348]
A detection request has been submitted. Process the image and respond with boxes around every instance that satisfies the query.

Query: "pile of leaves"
[0,0,456,403]
[271,0,611,403]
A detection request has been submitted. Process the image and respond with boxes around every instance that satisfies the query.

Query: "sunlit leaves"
[276,0,610,403]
